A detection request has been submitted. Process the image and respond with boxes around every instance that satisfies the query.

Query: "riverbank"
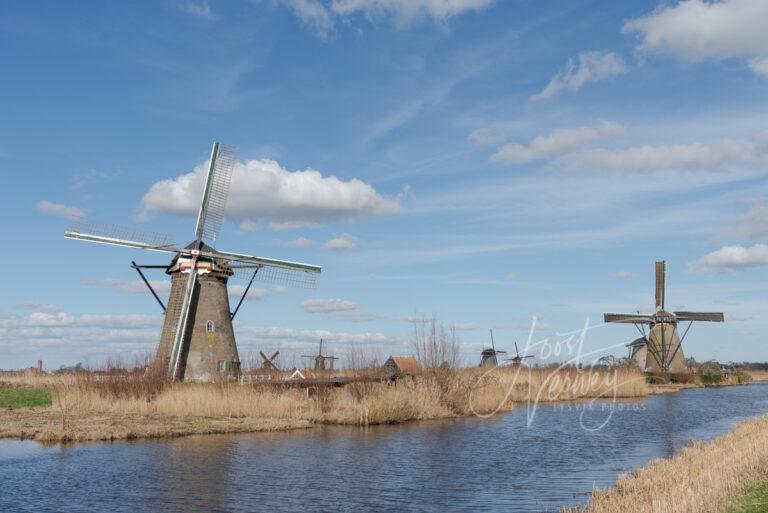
[0,366,646,442]
[563,411,768,513]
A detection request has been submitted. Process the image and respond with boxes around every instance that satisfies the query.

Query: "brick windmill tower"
[603,261,723,373]
[65,142,321,381]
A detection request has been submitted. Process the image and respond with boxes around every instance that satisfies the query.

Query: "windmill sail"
[219,249,321,289]
[604,313,654,324]
[673,311,725,322]
[65,218,177,253]
[168,269,198,379]
[655,261,665,310]
[195,142,236,243]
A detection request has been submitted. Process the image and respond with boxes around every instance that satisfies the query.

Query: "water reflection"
[1,383,767,512]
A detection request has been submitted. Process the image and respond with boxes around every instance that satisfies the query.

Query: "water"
[2,383,768,513]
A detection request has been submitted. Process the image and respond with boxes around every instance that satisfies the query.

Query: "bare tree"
[409,314,461,369]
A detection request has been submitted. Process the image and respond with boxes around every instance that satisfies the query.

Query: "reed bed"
[0,366,646,442]
[563,412,768,513]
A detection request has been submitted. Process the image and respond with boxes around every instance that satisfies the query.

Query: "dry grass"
[563,412,768,513]
[0,365,646,442]
[746,371,768,382]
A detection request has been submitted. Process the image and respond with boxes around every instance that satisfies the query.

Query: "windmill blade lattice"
[195,143,236,243]
[230,265,320,289]
[67,217,176,251]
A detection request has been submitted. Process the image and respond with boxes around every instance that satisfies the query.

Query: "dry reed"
[1,365,646,442]
[563,412,768,513]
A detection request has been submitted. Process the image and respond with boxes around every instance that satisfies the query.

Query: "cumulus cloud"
[688,244,768,273]
[271,0,494,37]
[285,237,314,248]
[531,51,628,101]
[36,200,84,220]
[624,0,768,77]
[141,159,400,230]
[490,121,624,164]
[300,298,360,313]
[325,233,358,250]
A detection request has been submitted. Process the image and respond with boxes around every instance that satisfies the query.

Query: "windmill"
[301,339,338,371]
[259,351,280,371]
[504,341,534,367]
[479,330,506,367]
[65,142,321,381]
[603,261,724,373]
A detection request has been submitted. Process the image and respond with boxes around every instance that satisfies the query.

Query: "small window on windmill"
[206,321,215,333]
[217,360,226,372]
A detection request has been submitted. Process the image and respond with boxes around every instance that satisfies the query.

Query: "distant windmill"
[260,351,280,371]
[504,341,534,366]
[604,261,724,373]
[65,142,321,381]
[479,330,507,367]
[302,339,338,371]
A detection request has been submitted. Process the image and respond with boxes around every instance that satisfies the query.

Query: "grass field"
[0,388,52,409]
[726,482,768,513]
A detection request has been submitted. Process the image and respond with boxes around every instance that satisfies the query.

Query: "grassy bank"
[726,482,768,513]
[563,412,768,513]
[0,387,52,409]
[0,366,646,442]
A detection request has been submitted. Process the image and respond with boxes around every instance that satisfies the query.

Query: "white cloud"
[178,0,216,21]
[325,233,358,250]
[36,200,84,220]
[734,199,768,239]
[274,0,334,38]
[300,298,360,313]
[490,121,624,164]
[611,271,633,279]
[0,306,163,367]
[559,139,761,172]
[285,237,315,248]
[530,51,628,101]
[271,0,494,37]
[688,244,768,273]
[141,159,401,230]
[238,324,392,346]
[468,127,507,147]
[623,0,768,77]
[339,312,384,322]
[80,278,269,301]
[0,303,394,368]
[330,0,494,24]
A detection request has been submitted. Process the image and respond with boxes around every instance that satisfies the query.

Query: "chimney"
[37,360,43,373]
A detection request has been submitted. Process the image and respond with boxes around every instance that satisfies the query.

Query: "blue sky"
[2,0,768,370]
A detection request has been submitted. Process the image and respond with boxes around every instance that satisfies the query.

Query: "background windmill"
[504,341,534,367]
[301,339,338,372]
[479,330,506,367]
[259,351,280,371]
[603,261,724,373]
[65,141,321,381]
